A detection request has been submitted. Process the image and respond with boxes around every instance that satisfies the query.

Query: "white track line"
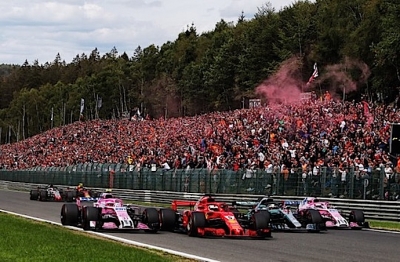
[365,228,400,234]
[0,209,220,262]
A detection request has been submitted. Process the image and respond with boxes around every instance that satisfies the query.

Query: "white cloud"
[0,0,298,65]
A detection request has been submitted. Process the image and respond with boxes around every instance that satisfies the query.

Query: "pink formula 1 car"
[297,197,369,229]
[60,191,176,232]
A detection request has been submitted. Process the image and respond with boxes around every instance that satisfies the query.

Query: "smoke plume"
[316,57,370,94]
[255,56,304,105]
[255,56,371,104]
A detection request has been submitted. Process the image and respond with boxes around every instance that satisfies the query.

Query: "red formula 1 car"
[171,195,271,238]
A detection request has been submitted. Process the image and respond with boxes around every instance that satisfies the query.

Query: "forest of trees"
[0,0,399,144]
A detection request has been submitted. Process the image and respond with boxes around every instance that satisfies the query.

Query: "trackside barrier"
[1,180,399,222]
[0,165,392,200]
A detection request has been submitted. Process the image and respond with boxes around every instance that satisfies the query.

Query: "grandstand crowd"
[1,94,400,198]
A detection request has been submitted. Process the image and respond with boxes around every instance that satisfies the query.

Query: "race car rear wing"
[79,197,99,201]
[232,196,275,207]
[77,197,99,207]
[281,200,301,207]
[233,199,301,208]
[171,200,197,211]
[232,201,259,207]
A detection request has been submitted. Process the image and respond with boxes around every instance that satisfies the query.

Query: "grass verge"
[127,201,400,231]
[0,213,194,262]
[368,220,400,231]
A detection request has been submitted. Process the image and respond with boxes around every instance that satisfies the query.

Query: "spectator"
[160,159,171,175]
[0,96,398,201]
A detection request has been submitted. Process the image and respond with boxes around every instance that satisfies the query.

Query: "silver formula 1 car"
[232,197,324,232]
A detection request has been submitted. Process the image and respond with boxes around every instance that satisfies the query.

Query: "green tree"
[372,0,400,94]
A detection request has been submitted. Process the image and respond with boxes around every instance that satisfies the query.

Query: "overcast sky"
[0,0,297,65]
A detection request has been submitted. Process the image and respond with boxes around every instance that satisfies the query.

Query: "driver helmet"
[208,204,219,211]
[104,194,113,199]
[268,204,276,210]
[315,202,324,208]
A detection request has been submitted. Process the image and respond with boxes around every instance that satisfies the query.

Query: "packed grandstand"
[0,96,399,177]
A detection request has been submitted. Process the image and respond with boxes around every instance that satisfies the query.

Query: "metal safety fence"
[1,163,399,200]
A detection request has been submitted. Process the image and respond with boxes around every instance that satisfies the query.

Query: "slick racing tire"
[61,204,79,226]
[159,208,176,231]
[66,191,74,202]
[303,209,323,232]
[30,190,38,200]
[82,206,100,231]
[252,211,270,230]
[308,209,323,224]
[349,210,364,223]
[39,190,47,201]
[187,212,206,237]
[143,208,160,233]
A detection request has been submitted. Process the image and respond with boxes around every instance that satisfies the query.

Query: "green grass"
[368,220,400,231]
[0,213,194,262]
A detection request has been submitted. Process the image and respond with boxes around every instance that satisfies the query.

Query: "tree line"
[0,0,399,143]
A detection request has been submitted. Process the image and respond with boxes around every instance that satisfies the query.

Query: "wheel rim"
[187,219,192,233]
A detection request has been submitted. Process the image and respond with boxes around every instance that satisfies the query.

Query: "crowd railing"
[1,163,399,200]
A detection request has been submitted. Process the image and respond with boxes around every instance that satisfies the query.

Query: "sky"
[0,0,297,65]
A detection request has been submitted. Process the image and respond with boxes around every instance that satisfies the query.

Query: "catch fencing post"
[363,178,369,200]
[379,169,385,200]
[109,169,115,189]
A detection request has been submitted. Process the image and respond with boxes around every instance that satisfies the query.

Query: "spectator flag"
[307,63,319,85]
[80,98,85,114]
[362,100,374,126]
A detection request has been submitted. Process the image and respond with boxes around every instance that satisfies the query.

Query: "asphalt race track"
[0,189,399,262]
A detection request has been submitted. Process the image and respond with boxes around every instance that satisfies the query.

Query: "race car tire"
[349,210,364,223]
[66,191,74,202]
[82,206,100,230]
[259,210,271,225]
[187,212,206,237]
[30,190,38,200]
[307,209,323,224]
[39,190,47,201]
[159,208,176,231]
[252,211,270,230]
[71,190,77,198]
[61,203,79,226]
[143,208,160,233]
